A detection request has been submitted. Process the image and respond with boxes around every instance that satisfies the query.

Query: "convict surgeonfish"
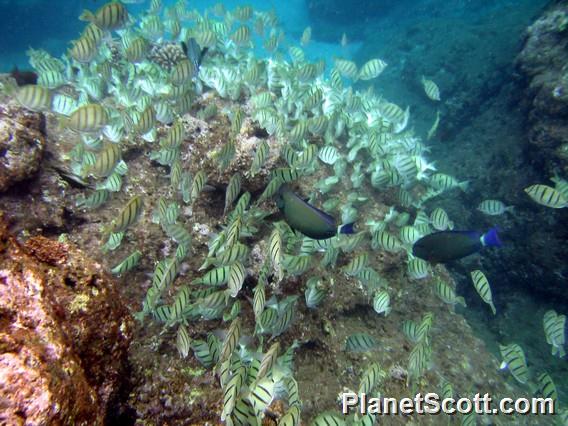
[80,1,128,31]
[412,227,501,263]
[275,185,355,240]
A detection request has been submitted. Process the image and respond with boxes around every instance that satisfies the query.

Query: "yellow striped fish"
[111,195,143,233]
[278,405,300,426]
[358,58,387,80]
[82,23,105,45]
[68,36,98,63]
[536,372,557,401]
[227,261,246,298]
[380,102,406,123]
[543,310,566,357]
[253,282,265,320]
[300,26,312,46]
[80,1,128,31]
[170,59,195,86]
[86,143,122,178]
[219,317,241,365]
[65,103,108,133]
[250,140,269,176]
[221,365,246,421]
[421,76,441,101]
[357,362,384,395]
[342,253,368,276]
[434,280,466,308]
[125,38,148,63]
[248,377,275,413]
[269,228,283,281]
[224,173,242,215]
[174,323,191,358]
[407,258,430,280]
[477,199,514,216]
[373,290,391,316]
[334,58,358,80]
[372,230,401,252]
[135,105,156,134]
[430,207,453,231]
[15,85,51,111]
[231,25,251,45]
[110,250,142,275]
[525,184,568,208]
[470,270,496,315]
[499,343,528,384]
[256,342,280,383]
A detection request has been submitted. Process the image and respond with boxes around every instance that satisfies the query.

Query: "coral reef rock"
[0,104,45,192]
[0,213,133,425]
[516,0,568,174]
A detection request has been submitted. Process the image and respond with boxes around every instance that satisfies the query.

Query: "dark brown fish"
[10,66,38,86]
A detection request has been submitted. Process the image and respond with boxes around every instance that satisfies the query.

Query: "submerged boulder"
[516,1,568,175]
[0,104,45,192]
[0,213,133,425]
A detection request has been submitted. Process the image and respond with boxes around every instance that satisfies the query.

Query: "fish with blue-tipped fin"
[276,185,355,240]
[412,227,502,263]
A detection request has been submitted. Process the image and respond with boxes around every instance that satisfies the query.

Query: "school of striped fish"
[5,0,568,424]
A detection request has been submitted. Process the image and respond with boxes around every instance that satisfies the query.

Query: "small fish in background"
[300,26,312,46]
[477,199,514,216]
[412,227,502,263]
[499,343,529,384]
[421,76,441,101]
[427,110,440,141]
[470,270,496,315]
[373,290,391,316]
[543,310,566,357]
[276,184,355,240]
[340,32,349,48]
[429,207,453,231]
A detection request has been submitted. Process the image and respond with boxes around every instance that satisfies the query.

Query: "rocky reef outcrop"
[0,213,133,425]
[0,104,45,192]
[515,0,568,176]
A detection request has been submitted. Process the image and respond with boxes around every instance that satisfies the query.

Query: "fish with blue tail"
[275,185,355,240]
[412,227,501,263]
[181,37,208,76]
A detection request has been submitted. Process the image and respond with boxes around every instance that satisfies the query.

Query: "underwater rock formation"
[516,0,568,175]
[0,104,45,192]
[0,213,133,425]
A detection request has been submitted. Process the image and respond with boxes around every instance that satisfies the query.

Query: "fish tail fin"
[57,116,69,131]
[79,10,95,23]
[3,78,17,96]
[199,47,209,66]
[458,180,470,192]
[75,193,86,208]
[482,227,502,248]
[339,223,355,235]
